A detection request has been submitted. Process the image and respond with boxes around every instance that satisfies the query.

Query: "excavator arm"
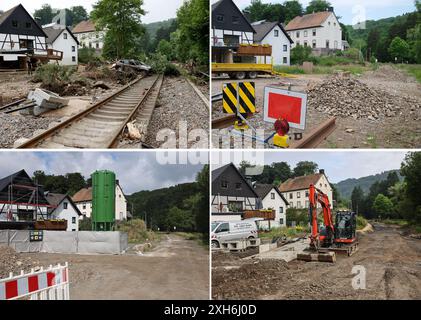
[309,184,335,249]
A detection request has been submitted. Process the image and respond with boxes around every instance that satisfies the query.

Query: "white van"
[211,220,259,248]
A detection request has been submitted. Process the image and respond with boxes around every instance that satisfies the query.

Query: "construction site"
[211,151,421,300]
[0,161,209,300]
[0,2,209,149]
[211,0,421,149]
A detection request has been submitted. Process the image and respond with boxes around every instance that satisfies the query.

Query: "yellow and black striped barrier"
[222,82,256,114]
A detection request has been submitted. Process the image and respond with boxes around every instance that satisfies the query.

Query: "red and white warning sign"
[263,86,307,130]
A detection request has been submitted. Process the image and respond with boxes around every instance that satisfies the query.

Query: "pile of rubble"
[307,74,421,120]
[0,246,40,279]
[212,259,291,300]
[0,113,51,148]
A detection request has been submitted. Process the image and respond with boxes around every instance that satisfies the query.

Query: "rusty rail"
[290,118,337,149]
[17,76,148,149]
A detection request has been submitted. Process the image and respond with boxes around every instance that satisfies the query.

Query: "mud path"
[212,223,421,300]
[22,234,209,300]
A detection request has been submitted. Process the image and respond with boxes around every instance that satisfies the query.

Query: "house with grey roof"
[46,193,82,231]
[254,183,289,229]
[43,25,79,65]
[252,20,293,66]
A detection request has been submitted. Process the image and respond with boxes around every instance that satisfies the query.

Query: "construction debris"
[307,74,421,120]
[0,246,40,279]
[126,121,142,140]
[24,89,69,116]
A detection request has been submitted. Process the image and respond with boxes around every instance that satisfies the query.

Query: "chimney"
[328,6,334,12]
[319,169,325,175]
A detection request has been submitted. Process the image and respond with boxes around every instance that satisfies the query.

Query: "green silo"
[91,170,116,231]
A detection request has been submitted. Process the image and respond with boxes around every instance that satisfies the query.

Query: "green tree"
[34,4,55,26]
[293,161,318,177]
[157,39,175,60]
[176,0,209,66]
[388,36,410,62]
[351,186,364,214]
[91,0,145,59]
[65,173,86,196]
[400,152,421,223]
[372,194,394,219]
[284,1,303,23]
[305,0,331,14]
[195,165,209,235]
[70,6,88,26]
[290,44,312,65]
[165,206,195,231]
[367,29,381,60]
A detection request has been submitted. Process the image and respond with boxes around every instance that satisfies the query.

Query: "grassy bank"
[116,219,160,244]
[274,63,375,76]
[175,232,209,248]
[397,64,421,84]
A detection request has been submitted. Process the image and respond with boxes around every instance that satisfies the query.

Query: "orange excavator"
[298,184,359,263]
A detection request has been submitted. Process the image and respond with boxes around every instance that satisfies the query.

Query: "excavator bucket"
[297,251,336,263]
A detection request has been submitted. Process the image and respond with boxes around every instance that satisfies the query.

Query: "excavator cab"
[334,211,357,245]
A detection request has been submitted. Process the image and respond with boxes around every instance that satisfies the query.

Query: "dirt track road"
[212,223,421,300]
[23,234,209,300]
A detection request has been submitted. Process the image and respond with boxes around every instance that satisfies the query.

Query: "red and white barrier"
[0,263,69,300]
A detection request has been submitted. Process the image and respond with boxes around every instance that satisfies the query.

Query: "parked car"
[211,220,259,249]
[111,59,151,73]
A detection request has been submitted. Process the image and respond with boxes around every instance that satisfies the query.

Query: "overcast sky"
[0,151,206,194]
[213,0,416,25]
[1,0,184,24]
[211,151,409,183]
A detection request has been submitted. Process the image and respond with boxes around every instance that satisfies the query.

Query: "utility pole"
[144,211,147,229]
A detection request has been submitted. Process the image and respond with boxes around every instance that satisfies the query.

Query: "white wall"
[75,185,127,221]
[259,189,287,229]
[287,13,342,50]
[74,31,105,51]
[0,33,47,61]
[115,184,128,221]
[257,25,291,66]
[211,195,257,213]
[50,199,79,232]
[48,30,78,66]
[211,214,242,223]
[212,28,254,46]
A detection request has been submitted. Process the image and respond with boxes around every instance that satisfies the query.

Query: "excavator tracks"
[17,75,162,149]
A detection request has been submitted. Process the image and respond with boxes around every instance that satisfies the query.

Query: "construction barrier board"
[263,86,307,130]
[223,82,256,114]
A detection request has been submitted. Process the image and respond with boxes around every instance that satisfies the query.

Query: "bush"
[79,217,92,231]
[291,45,312,65]
[286,208,309,226]
[33,64,76,93]
[78,47,99,64]
[116,219,158,243]
[164,63,180,76]
[356,215,368,230]
[273,65,305,74]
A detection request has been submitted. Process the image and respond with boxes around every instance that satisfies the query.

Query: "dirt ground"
[212,223,421,300]
[212,65,421,149]
[18,234,209,300]
[145,76,209,149]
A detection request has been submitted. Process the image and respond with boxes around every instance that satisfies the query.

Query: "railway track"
[17,75,162,149]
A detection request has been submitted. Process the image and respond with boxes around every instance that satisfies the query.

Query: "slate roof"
[46,192,82,216]
[253,21,293,43]
[285,11,332,31]
[254,183,289,205]
[43,26,79,45]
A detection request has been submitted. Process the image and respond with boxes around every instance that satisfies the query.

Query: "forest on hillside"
[334,170,402,199]
[127,165,209,234]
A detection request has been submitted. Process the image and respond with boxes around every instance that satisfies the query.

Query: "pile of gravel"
[307,74,421,120]
[0,246,40,279]
[0,113,52,148]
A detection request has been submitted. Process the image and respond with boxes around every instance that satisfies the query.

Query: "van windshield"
[211,222,219,231]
